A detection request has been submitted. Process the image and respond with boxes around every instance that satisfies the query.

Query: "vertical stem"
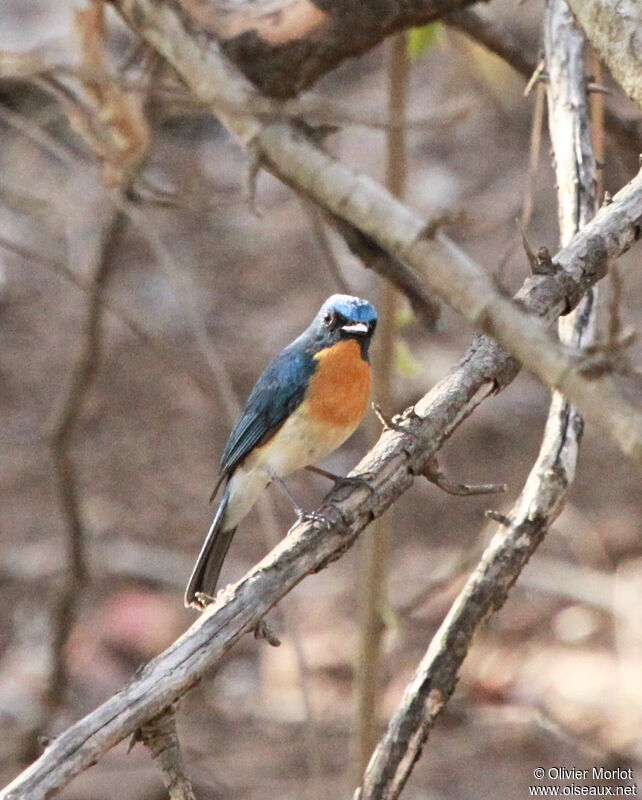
[520,81,546,229]
[589,51,605,201]
[354,31,408,779]
[46,208,126,713]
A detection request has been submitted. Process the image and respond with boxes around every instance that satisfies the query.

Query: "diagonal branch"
[356,3,600,795]
[3,4,642,798]
[115,0,642,464]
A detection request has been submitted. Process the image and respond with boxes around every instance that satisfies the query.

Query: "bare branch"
[565,0,642,111]
[172,0,479,98]
[447,8,534,78]
[114,0,642,464]
[44,207,125,732]
[134,707,196,800]
[446,7,642,155]
[301,199,353,294]
[355,4,601,796]
[422,457,507,497]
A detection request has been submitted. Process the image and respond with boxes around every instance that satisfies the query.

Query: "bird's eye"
[323,311,334,327]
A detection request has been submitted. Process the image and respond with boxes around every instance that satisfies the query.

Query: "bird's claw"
[332,473,376,495]
[295,508,332,529]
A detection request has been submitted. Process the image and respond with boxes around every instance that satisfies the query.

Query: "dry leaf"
[72,0,150,186]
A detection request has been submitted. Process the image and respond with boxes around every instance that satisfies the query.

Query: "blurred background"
[1,1,641,798]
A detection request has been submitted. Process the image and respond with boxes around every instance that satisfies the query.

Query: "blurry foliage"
[71,0,150,186]
[393,337,421,379]
[407,23,443,61]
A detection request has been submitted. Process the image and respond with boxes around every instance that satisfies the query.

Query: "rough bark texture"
[114,0,642,465]
[355,4,601,796]
[566,0,642,111]
[138,708,197,800]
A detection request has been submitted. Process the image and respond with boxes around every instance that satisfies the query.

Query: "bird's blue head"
[307,294,378,360]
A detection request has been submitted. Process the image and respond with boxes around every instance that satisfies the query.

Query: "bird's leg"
[267,468,330,527]
[305,465,376,495]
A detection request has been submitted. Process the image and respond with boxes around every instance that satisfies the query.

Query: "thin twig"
[45,206,126,727]
[135,707,197,800]
[422,457,507,497]
[354,30,407,780]
[301,199,353,294]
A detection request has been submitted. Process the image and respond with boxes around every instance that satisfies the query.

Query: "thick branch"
[356,4,601,795]
[119,0,642,464]
[176,0,479,98]
[566,0,642,111]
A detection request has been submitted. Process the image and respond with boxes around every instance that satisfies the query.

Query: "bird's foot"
[305,465,375,495]
[331,473,376,495]
[296,508,332,528]
[286,506,333,531]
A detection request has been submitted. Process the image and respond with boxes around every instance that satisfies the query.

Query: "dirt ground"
[1,1,641,798]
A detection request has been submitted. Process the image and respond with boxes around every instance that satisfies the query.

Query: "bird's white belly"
[254,404,354,477]
[223,403,357,530]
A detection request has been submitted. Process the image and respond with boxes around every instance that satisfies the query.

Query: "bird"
[185,294,378,609]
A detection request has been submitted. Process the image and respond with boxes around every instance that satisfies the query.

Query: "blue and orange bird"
[185,294,378,609]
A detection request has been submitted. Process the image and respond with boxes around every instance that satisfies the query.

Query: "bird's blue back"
[219,337,316,477]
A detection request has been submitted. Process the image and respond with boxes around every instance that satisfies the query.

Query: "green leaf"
[394,305,415,329]
[378,600,399,633]
[407,23,442,61]
[394,338,421,378]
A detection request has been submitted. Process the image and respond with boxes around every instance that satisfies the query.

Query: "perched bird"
[185,294,378,609]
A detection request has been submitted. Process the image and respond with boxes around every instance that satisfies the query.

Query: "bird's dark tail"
[185,484,236,609]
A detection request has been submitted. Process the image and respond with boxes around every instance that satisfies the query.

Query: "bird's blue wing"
[219,343,316,478]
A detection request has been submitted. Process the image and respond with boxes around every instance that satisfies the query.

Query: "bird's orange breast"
[306,339,371,429]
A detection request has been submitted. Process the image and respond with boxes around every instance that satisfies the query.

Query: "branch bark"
[118,0,642,465]
[135,707,196,800]
[175,0,479,98]
[355,3,600,796]
[565,0,642,111]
